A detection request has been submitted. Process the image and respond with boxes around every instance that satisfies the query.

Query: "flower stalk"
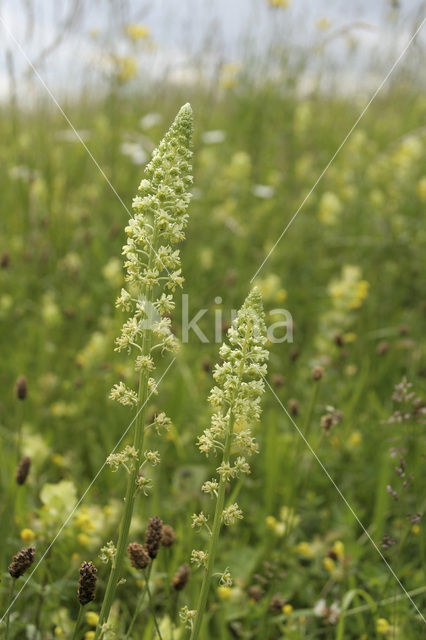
[189,288,268,640]
[95,103,193,637]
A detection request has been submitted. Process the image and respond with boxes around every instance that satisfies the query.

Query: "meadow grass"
[0,71,425,639]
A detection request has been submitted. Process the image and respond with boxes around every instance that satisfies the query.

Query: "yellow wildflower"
[416,176,426,201]
[412,524,420,535]
[323,557,335,573]
[217,585,232,600]
[20,528,35,543]
[125,23,150,41]
[348,431,362,448]
[266,515,278,531]
[85,611,99,627]
[331,540,344,561]
[52,453,65,467]
[316,17,331,30]
[282,603,293,615]
[114,56,137,82]
[54,628,63,638]
[77,533,90,547]
[268,0,290,8]
[376,618,390,634]
[85,633,96,640]
[275,288,287,303]
[294,541,312,557]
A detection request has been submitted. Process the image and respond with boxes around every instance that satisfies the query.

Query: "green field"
[0,14,425,639]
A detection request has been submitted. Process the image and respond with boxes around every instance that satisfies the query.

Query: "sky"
[0,0,425,99]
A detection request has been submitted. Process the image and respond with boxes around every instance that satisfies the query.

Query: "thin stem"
[71,605,84,640]
[143,570,163,640]
[95,230,158,638]
[190,326,251,640]
[5,580,16,640]
[125,565,151,639]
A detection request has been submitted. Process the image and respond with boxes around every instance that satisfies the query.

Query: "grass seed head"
[16,456,31,485]
[145,516,163,559]
[8,546,35,578]
[127,542,150,569]
[78,561,97,606]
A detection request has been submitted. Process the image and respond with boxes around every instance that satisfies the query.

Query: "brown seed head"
[15,376,28,400]
[311,366,324,381]
[0,251,10,269]
[288,399,299,417]
[8,546,35,579]
[145,516,163,559]
[78,561,97,606]
[16,456,31,485]
[172,563,190,591]
[377,341,389,356]
[127,542,150,569]
[248,585,264,601]
[289,347,300,362]
[270,593,285,613]
[271,374,284,388]
[161,524,176,547]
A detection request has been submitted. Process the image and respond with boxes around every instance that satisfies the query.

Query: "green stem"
[125,566,151,639]
[4,579,15,640]
[190,325,251,640]
[143,571,163,640]
[95,230,158,638]
[71,605,84,640]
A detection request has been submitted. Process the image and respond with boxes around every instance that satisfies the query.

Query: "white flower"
[252,184,275,199]
[201,129,226,144]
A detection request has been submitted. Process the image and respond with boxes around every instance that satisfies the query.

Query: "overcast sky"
[0,0,425,98]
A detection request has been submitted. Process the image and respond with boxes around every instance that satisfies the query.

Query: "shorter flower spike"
[161,524,176,547]
[78,561,97,606]
[16,456,31,485]
[172,564,190,591]
[145,516,163,559]
[8,546,35,578]
[127,542,150,569]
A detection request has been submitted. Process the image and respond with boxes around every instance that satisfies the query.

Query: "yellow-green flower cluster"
[110,104,193,408]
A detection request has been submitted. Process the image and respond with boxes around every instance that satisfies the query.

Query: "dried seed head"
[8,546,35,578]
[15,376,28,400]
[161,524,176,547]
[377,341,389,356]
[0,251,10,269]
[127,542,150,569]
[248,585,264,601]
[311,366,324,381]
[16,456,31,485]
[288,399,299,417]
[271,374,284,388]
[172,563,190,591]
[78,561,97,606]
[269,593,285,613]
[289,347,299,362]
[145,516,163,559]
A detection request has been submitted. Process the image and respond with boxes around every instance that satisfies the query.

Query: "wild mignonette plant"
[186,287,268,639]
[95,103,193,636]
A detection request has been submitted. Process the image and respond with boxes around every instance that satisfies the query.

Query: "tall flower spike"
[190,288,268,640]
[96,104,193,638]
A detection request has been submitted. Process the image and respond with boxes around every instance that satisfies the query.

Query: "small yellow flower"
[72,552,80,563]
[103,505,113,517]
[268,0,290,7]
[20,528,35,543]
[77,533,90,547]
[343,332,357,344]
[266,515,278,531]
[217,585,232,600]
[54,627,63,638]
[85,633,96,640]
[376,617,390,634]
[295,541,312,557]
[85,611,99,627]
[282,603,293,615]
[52,453,65,467]
[331,540,344,561]
[275,288,287,303]
[125,23,150,41]
[412,523,420,535]
[316,17,331,30]
[348,431,362,448]
[114,56,137,82]
[416,176,426,201]
[323,557,335,573]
